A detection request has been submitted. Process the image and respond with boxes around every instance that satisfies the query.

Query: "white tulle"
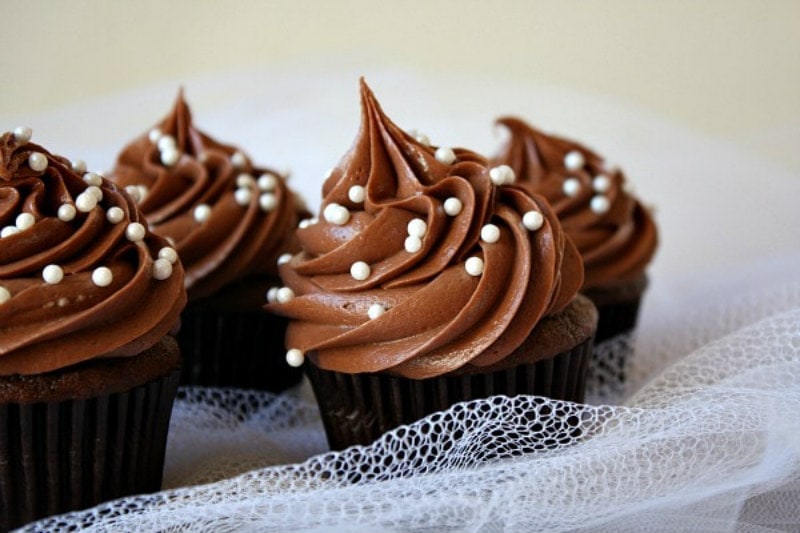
[18,252,799,533]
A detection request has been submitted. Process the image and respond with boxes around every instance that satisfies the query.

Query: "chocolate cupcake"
[267,81,597,450]
[111,91,305,391]
[0,128,186,531]
[492,118,657,379]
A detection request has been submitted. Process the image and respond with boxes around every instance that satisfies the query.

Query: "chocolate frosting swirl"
[112,91,302,301]
[492,117,658,290]
[269,81,583,379]
[0,131,186,375]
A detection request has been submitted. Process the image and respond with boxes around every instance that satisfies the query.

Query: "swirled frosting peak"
[0,129,185,375]
[268,80,583,379]
[112,90,303,300]
[492,117,658,290]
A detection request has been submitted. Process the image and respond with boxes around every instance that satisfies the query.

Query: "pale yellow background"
[2,0,799,171]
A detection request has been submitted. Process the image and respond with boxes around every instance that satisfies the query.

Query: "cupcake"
[267,81,597,450]
[0,128,186,531]
[492,117,658,353]
[111,91,305,391]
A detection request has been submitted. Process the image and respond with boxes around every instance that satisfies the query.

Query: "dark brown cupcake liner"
[0,369,179,532]
[306,337,593,451]
[176,307,302,391]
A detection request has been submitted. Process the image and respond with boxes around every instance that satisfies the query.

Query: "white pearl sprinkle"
[231,151,247,169]
[277,287,295,303]
[323,203,350,225]
[157,135,177,151]
[522,211,544,231]
[368,303,386,320]
[465,256,485,277]
[106,206,125,224]
[15,213,35,231]
[91,266,113,287]
[489,165,516,186]
[71,159,87,174]
[58,204,77,222]
[152,258,173,280]
[404,235,422,253]
[236,173,255,188]
[13,126,32,143]
[593,175,612,193]
[415,132,431,146]
[563,178,581,197]
[443,197,463,216]
[28,153,48,172]
[350,261,371,281]
[259,193,278,212]
[0,286,10,304]
[158,247,178,264]
[348,185,366,204]
[266,287,279,304]
[148,128,163,143]
[298,218,313,229]
[83,172,103,187]
[160,147,180,167]
[42,264,64,284]
[480,224,501,243]
[75,192,98,213]
[125,222,146,242]
[1,226,20,238]
[86,185,103,202]
[277,253,293,265]
[564,150,585,170]
[434,147,456,165]
[286,348,305,368]
[124,185,142,203]
[407,218,427,238]
[257,174,278,192]
[234,187,252,206]
[136,185,149,203]
[590,195,611,214]
[193,204,211,223]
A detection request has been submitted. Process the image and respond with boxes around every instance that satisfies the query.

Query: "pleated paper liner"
[306,337,593,451]
[0,368,179,532]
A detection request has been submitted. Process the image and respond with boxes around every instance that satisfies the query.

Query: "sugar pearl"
[71,159,87,174]
[350,261,371,281]
[157,135,176,151]
[15,213,35,231]
[277,253,293,265]
[259,193,278,212]
[443,197,463,216]
[58,204,77,222]
[348,185,366,203]
[266,287,279,304]
[158,247,178,264]
[28,153,48,172]
[276,287,295,303]
[286,349,305,368]
[194,204,211,223]
[152,258,173,280]
[298,218,313,229]
[522,211,544,231]
[234,187,252,206]
[434,147,456,165]
[91,266,113,287]
[257,174,278,192]
[465,256,485,277]
[231,151,247,169]
[0,286,10,304]
[86,185,103,202]
[125,222,146,242]
[148,128,163,143]
[160,147,180,167]
[563,178,581,197]
[125,185,142,203]
[593,175,612,193]
[489,165,515,186]
[75,192,98,213]
[42,264,64,284]
[480,224,500,243]
[13,126,32,143]
[106,206,125,224]
[415,132,431,146]
[590,195,611,214]
[1,226,20,238]
[236,173,255,189]
[368,303,386,320]
[83,172,103,187]
[323,203,350,225]
[564,150,585,170]
[404,235,422,253]
[407,218,427,238]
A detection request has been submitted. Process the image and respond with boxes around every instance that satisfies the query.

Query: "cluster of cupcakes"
[0,79,656,529]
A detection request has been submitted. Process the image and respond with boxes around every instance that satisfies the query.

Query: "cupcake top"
[492,117,658,290]
[268,80,583,380]
[0,128,186,376]
[112,91,304,301]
